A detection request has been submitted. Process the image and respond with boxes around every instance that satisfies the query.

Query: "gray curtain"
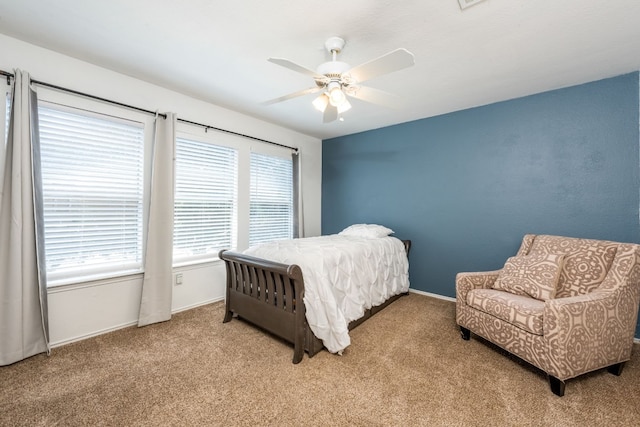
[0,70,49,365]
[138,112,176,327]
[292,151,303,238]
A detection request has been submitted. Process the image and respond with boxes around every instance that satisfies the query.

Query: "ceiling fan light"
[312,93,329,112]
[329,86,346,107]
[337,99,351,114]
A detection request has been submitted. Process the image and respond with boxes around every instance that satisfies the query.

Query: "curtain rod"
[177,118,298,152]
[1,68,297,152]
[31,78,168,119]
[1,70,13,85]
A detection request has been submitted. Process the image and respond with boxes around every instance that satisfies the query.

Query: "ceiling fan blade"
[346,86,402,108]
[261,86,323,105]
[323,104,338,123]
[346,48,415,84]
[268,57,325,79]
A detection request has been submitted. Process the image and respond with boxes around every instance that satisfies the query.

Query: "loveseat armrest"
[543,289,635,380]
[455,270,501,303]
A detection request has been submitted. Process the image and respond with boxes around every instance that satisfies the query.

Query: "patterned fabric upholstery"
[456,234,640,381]
[493,253,564,301]
[525,234,618,298]
[467,289,544,335]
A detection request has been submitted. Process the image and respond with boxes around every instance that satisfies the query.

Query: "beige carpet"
[1,293,639,426]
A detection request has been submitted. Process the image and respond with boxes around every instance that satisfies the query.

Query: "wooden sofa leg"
[460,327,470,341]
[607,362,625,376]
[549,376,565,397]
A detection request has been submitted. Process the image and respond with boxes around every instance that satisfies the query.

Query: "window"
[249,152,293,246]
[38,103,145,284]
[173,136,238,263]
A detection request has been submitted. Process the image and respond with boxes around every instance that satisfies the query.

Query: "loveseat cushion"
[526,235,618,298]
[493,253,564,301]
[466,289,544,335]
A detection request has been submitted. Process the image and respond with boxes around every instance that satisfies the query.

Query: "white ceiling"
[1,0,639,140]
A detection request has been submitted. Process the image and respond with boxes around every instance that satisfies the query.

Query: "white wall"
[0,34,322,347]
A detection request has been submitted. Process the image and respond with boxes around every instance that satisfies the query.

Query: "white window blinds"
[249,152,293,246]
[38,104,145,284]
[173,137,238,263]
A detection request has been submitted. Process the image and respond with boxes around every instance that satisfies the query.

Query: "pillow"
[493,253,564,301]
[338,224,394,239]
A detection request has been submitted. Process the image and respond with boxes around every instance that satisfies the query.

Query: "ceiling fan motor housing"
[315,37,352,87]
[316,61,351,79]
[325,36,345,54]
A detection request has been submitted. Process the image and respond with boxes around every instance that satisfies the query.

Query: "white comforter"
[243,235,410,354]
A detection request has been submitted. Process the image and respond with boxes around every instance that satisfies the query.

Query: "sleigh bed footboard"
[219,250,307,363]
[219,238,411,363]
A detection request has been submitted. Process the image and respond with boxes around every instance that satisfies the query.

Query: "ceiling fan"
[263,37,415,123]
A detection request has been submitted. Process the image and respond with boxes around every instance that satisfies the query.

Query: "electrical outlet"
[175,273,183,285]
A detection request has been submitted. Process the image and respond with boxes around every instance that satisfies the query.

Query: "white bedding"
[243,234,410,354]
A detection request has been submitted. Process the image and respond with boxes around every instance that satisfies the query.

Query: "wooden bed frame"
[219,239,411,363]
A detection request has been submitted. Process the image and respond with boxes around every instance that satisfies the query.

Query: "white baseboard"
[408,288,456,302]
[172,296,224,314]
[51,297,224,349]
[50,320,139,348]
[50,292,640,347]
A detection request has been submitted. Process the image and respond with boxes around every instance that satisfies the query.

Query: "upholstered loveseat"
[456,234,640,396]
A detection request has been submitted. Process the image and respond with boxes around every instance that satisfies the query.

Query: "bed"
[219,224,411,363]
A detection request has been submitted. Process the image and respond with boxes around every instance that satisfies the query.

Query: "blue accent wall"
[322,72,640,337]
